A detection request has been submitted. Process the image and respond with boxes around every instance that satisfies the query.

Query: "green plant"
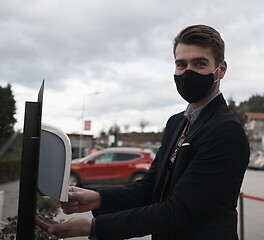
[0,196,62,239]
[37,196,60,218]
[1,216,17,240]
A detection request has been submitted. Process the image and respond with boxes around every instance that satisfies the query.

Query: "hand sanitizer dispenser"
[38,123,72,202]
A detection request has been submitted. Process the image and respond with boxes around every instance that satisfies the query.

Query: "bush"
[0,196,61,240]
[0,160,20,184]
[37,196,60,218]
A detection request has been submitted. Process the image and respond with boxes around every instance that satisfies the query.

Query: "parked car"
[70,147,155,187]
[248,151,264,170]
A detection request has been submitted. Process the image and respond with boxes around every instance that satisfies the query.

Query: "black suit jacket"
[95,94,250,240]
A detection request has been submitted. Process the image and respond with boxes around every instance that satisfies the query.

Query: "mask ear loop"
[213,67,220,83]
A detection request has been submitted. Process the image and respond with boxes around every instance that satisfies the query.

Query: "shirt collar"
[184,91,221,125]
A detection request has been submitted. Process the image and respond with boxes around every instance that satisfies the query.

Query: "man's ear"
[218,61,227,79]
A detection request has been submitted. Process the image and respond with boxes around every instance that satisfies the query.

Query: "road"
[0,169,263,240]
[238,169,264,240]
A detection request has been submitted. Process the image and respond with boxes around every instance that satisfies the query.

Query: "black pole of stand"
[16,102,41,239]
[16,81,44,240]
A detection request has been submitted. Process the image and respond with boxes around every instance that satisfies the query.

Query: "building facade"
[244,112,264,151]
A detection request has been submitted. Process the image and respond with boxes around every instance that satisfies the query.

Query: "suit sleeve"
[95,156,158,213]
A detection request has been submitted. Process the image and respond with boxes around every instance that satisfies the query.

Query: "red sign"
[84,120,91,131]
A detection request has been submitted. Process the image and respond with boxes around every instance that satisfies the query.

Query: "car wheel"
[261,163,264,170]
[69,173,81,187]
[131,173,145,182]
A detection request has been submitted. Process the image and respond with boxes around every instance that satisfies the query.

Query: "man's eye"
[196,62,206,68]
[176,63,186,69]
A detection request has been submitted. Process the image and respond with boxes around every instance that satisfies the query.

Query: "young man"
[37,25,249,240]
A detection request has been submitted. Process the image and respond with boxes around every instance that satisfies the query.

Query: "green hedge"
[0,159,21,184]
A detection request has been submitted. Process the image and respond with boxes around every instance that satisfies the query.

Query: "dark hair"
[173,25,225,66]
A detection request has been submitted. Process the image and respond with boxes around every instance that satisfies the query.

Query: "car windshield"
[251,152,259,158]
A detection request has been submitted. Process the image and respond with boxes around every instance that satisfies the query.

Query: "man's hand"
[36,215,91,238]
[61,186,101,214]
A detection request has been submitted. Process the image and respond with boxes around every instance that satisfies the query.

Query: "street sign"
[84,120,91,130]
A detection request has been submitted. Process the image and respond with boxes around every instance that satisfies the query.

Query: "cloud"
[1,0,264,135]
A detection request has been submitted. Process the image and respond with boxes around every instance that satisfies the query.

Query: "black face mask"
[174,69,218,103]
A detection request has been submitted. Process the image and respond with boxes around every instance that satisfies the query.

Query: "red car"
[70,147,155,187]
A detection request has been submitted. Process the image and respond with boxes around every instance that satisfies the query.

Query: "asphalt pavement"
[0,169,263,240]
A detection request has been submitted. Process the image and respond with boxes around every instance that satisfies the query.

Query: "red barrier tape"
[241,194,264,202]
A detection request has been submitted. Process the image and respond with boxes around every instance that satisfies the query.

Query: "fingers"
[36,216,47,230]
[69,186,84,193]
[62,187,99,214]
[42,217,58,225]
[67,189,86,205]
[61,200,79,208]
[36,215,69,237]
[68,191,76,200]
[62,207,77,215]
[52,218,90,238]
[36,215,57,234]
[36,217,90,238]
[69,186,75,193]
[68,189,82,202]
[61,200,80,214]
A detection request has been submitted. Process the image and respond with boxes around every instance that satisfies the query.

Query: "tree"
[227,94,264,126]
[139,119,149,133]
[108,124,120,147]
[123,124,130,132]
[238,94,264,113]
[0,84,16,141]
[227,98,245,124]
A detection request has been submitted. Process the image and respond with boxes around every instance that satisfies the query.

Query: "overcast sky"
[1,0,264,136]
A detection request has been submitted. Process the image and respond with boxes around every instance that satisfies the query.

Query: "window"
[94,153,114,163]
[113,153,141,162]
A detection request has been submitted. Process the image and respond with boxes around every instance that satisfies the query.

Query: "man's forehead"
[175,43,214,61]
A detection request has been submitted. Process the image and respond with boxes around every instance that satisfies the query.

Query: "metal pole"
[239,193,244,240]
[0,190,4,223]
[78,92,101,158]
[78,98,84,158]
[78,133,83,158]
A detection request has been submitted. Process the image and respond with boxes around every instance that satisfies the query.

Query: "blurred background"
[1,0,264,239]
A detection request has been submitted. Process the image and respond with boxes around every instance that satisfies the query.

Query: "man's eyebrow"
[175,59,185,63]
[175,57,209,63]
[191,57,210,63]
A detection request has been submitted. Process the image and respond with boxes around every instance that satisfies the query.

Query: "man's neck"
[189,89,220,112]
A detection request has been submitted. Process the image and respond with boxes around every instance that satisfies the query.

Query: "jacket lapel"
[163,115,188,167]
[185,93,226,142]
[170,94,227,185]
[154,114,187,200]
[155,94,228,201]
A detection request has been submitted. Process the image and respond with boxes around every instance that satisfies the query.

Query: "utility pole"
[78,92,101,158]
